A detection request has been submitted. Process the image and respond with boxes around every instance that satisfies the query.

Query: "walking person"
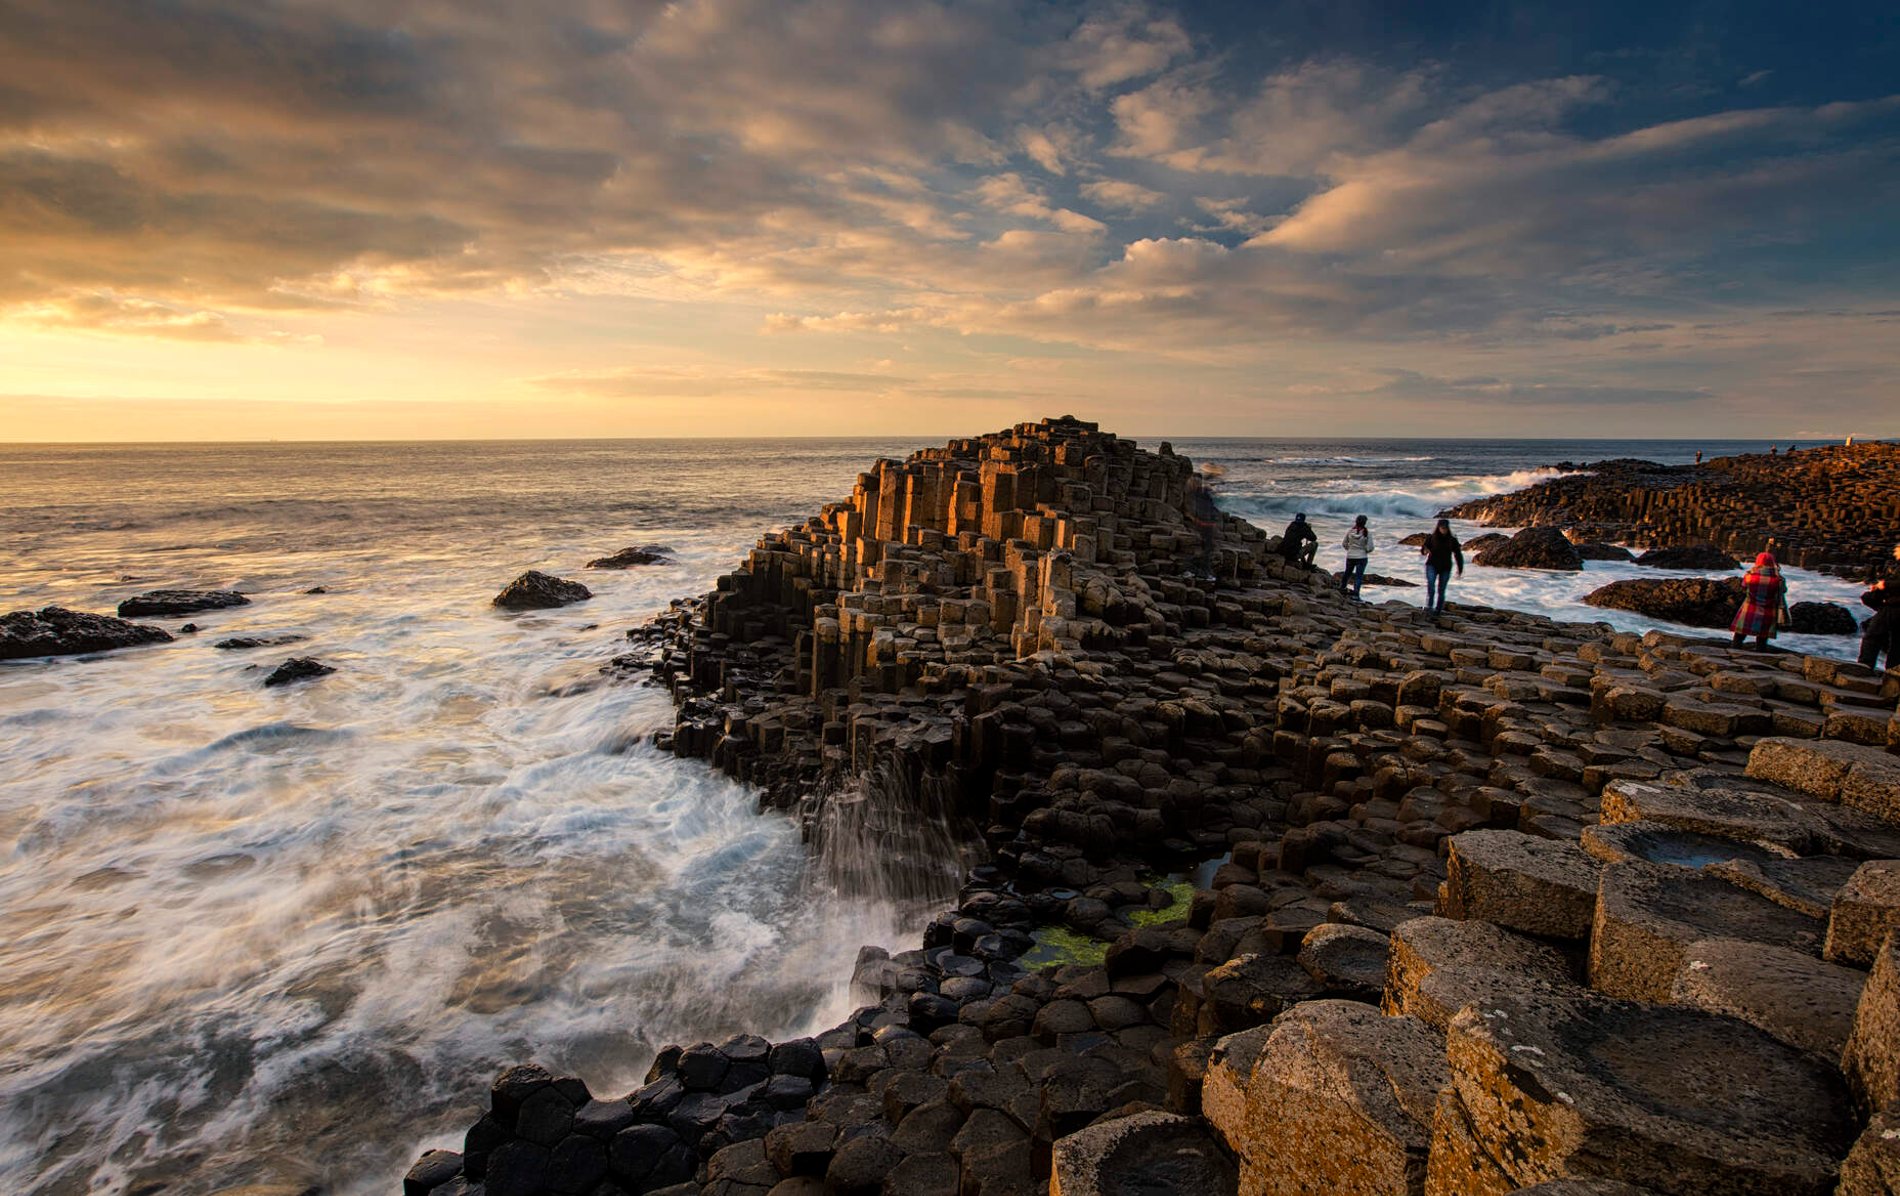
[1860,575,1898,671]
[1186,472,1220,581]
[1340,515,1372,599]
[1730,551,1788,650]
[1419,519,1463,615]
[1279,512,1318,568]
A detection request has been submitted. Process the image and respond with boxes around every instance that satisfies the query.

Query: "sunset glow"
[3,1,1897,440]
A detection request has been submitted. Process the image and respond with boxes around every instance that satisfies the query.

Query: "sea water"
[0,436,1871,1195]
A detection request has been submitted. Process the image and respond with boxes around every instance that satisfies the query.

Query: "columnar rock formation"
[1443,442,1900,578]
[406,420,1900,1196]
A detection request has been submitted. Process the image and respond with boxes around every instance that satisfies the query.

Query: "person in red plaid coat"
[1730,551,1787,649]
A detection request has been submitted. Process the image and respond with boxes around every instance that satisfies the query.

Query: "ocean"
[0,436,1871,1195]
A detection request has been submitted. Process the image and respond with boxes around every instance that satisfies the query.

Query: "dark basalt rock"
[117,589,250,617]
[1584,577,1744,629]
[1361,573,1420,588]
[1472,526,1583,571]
[587,545,673,569]
[1790,601,1858,636]
[493,570,592,610]
[1633,541,1740,570]
[262,657,335,687]
[0,606,174,660]
[214,634,307,650]
[1573,541,1635,561]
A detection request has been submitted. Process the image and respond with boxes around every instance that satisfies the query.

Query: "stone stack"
[405,421,1900,1196]
[1443,442,1900,578]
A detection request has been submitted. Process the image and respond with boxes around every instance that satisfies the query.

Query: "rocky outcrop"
[116,589,250,617]
[1583,578,1857,636]
[407,419,1900,1196]
[494,571,593,610]
[1443,443,1900,578]
[1,606,174,659]
[588,546,673,569]
[263,657,334,687]
[1634,542,1740,570]
[1471,527,1582,571]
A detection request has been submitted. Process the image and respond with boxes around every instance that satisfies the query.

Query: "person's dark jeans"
[1298,541,1317,567]
[1733,632,1770,650]
[1424,563,1450,612]
[1862,623,1898,669]
[1341,557,1368,598]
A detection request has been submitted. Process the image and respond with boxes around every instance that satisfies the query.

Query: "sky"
[1,0,1896,441]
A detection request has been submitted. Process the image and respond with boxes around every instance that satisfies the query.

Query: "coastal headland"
[406,419,1900,1196]
[1442,442,1900,580]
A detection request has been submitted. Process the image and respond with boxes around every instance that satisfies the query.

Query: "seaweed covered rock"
[0,606,174,659]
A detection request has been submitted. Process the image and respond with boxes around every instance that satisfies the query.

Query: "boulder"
[1787,601,1858,636]
[1473,527,1583,571]
[1572,543,1635,562]
[1050,1111,1236,1196]
[1746,737,1900,824]
[493,571,593,610]
[1432,987,1854,1195]
[1596,781,1825,856]
[1669,937,1865,1059]
[1441,830,1601,939]
[587,545,673,569]
[1633,542,1740,570]
[1589,861,1826,1002]
[1844,929,1900,1113]
[0,606,173,659]
[263,658,335,687]
[1383,917,1574,1031]
[1206,1000,1445,1196]
[1826,861,1900,967]
[1297,923,1390,1000]
[1837,1102,1900,1195]
[117,589,250,617]
[1582,578,1744,630]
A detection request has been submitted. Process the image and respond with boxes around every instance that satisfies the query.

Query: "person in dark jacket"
[1861,577,1898,670]
[1279,513,1318,568]
[1419,519,1463,614]
[1187,472,1220,580]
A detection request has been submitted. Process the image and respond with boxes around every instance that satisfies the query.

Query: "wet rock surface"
[1,606,174,659]
[404,420,1900,1196]
[494,570,593,610]
[117,589,250,617]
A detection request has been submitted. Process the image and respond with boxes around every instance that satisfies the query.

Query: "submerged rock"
[587,545,673,569]
[215,634,308,650]
[117,589,250,617]
[1472,526,1583,571]
[1790,601,1858,636]
[1633,542,1740,570]
[0,606,174,659]
[493,571,592,610]
[263,657,334,687]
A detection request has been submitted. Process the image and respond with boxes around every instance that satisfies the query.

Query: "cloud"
[1080,179,1165,212]
[532,366,916,398]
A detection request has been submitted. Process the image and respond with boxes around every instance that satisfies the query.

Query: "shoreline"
[406,419,1900,1196]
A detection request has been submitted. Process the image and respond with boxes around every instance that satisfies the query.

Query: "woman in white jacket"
[1341,515,1372,599]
